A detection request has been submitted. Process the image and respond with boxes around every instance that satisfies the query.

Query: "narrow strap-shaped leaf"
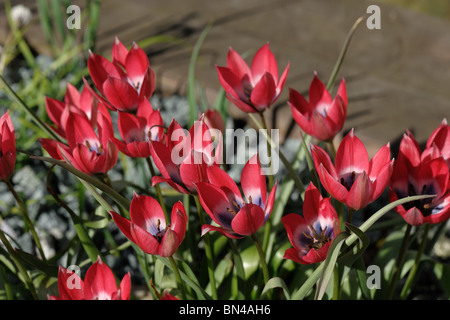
[261,276,291,300]
[188,20,214,126]
[315,231,349,300]
[33,155,131,211]
[157,256,213,300]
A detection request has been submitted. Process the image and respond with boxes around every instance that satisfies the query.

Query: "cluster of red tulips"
[0,32,449,301]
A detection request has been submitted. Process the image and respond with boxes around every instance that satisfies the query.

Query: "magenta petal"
[231,204,265,236]
[118,272,131,300]
[111,37,128,67]
[130,223,160,255]
[110,211,134,242]
[346,171,371,211]
[241,154,267,207]
[201,224,242,239]
[310,144,338,179]
[206,165,242,201]
[309,73,332,106]
[226,47,252,83]
[125,42,150,84]
[302,183,323,223]
[84,257,118,300]
[302,241,332,264]
[250,72,276,110]
[196,181,235,229]
[335,130,369,176]
[102,77,139,112]
[251,43,279,82]
[159,228,180,257]
[170,201,188,241]
[319,163,349,203]
[88,52,123,93]
[129,193,165,229]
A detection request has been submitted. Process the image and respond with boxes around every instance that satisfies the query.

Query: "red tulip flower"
[204,109,225,134]
[389,130,450,225]
[0,111,16,181]
[216,43,289,113]
[289,73,347,141]
[282,183,340,264]
[150,117,222,194]
[87,37,155,112]
[110,193,187,257]
[196,154,277,238]
[56,112,118,175]
[311,129,393,211]
[48,256,131,300]
[113,99,165,158]
[45,83,109,138]
[425,118,450,168]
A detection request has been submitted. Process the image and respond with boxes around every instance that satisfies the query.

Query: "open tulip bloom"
[311,129,394,211]
[426,118,450,168]
[196,154,277,238]
[216,43,289,113]
[282,183,340,265]
[43,111,118,175]
[389,130,450,225]
[150,117,222,194]
[86,37,155,112]
[110,193,187,257]
[288,73,347,141]
[113,99,165,158]
[48,256,131,300]
[44,83,110,139]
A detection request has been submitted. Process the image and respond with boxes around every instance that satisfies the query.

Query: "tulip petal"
[130,223,160,255]
[335,130,369,176]
[250,72,276,110]
[103,77,139,112]
[241,154,267,208]
[231,204,265,236]
[196,182,236,229]
[226,47,252,83]
[302,183,323,223]
[201,224,242,239]
[118,272,131,300]
[84,257,118,300]
[251,43,278,83]
[110,211,134,242]
[158,228,180,257]
[346,171,371,211]
[129,193,165,230]
[125,42,150,85]
[309,73,332,107]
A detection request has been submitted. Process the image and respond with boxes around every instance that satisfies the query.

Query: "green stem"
[251,233,269,285]
[193,195,218,299]
[258,111,275,255]
[332,265,340,300]
[0,74,63,143]
[400,223,431,299]
[0,228,38,299]
[259,111,273,189]
[299,130,321,191]
[4,179,47,262]
[386,224,412,299]
[327,140,337,160]
[347,208,355,225]
[168,256,187,300]
[326,15,365,92]
[146,157,169,222]
[248,113,305,195]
